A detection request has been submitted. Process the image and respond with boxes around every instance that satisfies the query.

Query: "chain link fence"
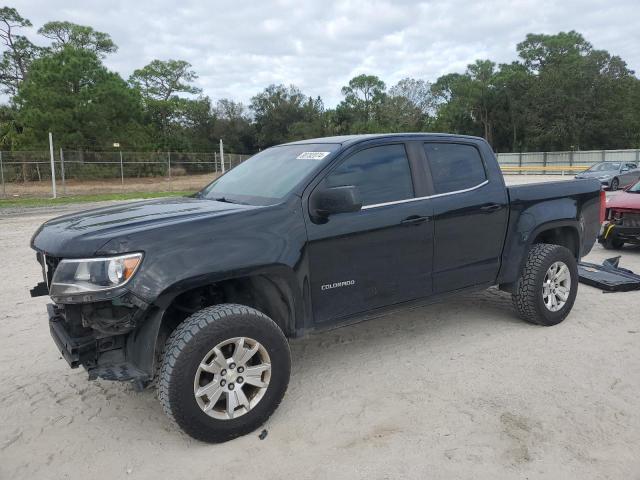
[3,147,640,199]
[496,148,640,174]
[0,150,251,198]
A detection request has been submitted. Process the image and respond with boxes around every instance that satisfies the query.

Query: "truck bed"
[496,178,602,284]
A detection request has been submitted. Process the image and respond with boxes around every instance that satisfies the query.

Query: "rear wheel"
[158,304,291,443]
[512,243,578,326]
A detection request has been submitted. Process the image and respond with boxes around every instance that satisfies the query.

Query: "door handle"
[480,203,502,213]
[401,215,429,225]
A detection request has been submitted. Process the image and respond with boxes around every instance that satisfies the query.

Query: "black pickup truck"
[30,133,603,442]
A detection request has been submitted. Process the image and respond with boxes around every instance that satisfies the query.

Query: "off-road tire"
[512,243,578,326]
[158,304,291,443]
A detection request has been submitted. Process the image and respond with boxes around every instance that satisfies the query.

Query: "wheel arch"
[129,266,303,380]
[498,218,581,287]
[530,223,580,258]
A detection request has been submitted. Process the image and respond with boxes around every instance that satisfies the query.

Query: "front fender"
[127,264,305,381]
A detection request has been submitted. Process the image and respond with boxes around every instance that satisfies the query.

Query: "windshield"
[588,162,620,172]
[628,180,640,193]
[199,143,339,205]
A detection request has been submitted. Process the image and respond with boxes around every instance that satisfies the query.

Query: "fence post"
[569,150,574,169]
[601,150,606,162]
[518,152,523,175]
[49,132,57,199]
[0,151,4,197]
[119,150,124,189]
[219,139,225,173]
[60,148,66,195]
[167,151,172,190]
[636,149,639,163]
[542,151,547,175]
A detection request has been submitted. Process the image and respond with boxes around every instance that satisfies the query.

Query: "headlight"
[598,175,611,180]
[50,253,143,297]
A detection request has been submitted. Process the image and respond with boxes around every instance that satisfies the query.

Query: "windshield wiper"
[214,197,236,204]
[212,196,250,205]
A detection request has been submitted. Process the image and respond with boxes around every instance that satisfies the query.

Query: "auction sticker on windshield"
[296,152,331,160]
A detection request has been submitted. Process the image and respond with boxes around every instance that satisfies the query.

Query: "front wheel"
[158,304,291,443]
[602,236,624,250]
[610,178,619,191]
[512,243,578,326]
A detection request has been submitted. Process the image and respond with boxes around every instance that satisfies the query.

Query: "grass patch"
[0,190,195,208]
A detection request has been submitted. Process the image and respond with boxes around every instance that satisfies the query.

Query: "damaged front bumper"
[46,299,159,387]
[599,222,640,245]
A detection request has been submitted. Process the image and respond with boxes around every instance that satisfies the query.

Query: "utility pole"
[49,132,57,199]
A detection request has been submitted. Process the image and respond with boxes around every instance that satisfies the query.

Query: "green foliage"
[38,21,117,57]
[430,31,640,152]
[335,74,387,132]
[213,99,256,152]
[0,7,42,95]
[250,84,324,148]
[0,6,639,154]
[129,59,201,101]
[128,59,204,150]
[15,46,146,149]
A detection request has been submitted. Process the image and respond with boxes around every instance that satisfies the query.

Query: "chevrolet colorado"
[30,133,603,442]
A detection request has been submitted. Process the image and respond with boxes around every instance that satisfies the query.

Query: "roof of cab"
[281,132,484,147]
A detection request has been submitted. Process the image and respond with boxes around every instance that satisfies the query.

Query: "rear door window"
[423,143,487,194]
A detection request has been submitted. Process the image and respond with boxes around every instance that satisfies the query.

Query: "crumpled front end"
[32,248,158,387]
[599,209,640,246]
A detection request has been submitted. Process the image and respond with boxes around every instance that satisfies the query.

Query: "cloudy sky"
[13,0,640,106]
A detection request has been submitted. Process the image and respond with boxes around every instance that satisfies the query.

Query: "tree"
[129,59,201,102]
[337,74,387,131]
[431,73,480,137]
[250,84,323,148]
[213,99,256,153]
[129,59,203,148]
[38,21,117,57]
[431,61,501,145]
[382,78,435,132]
[389,78,434,116]
[0,7,41,95]
[15,46,145,149]
[492,62,532,151]
[516,31,638,150]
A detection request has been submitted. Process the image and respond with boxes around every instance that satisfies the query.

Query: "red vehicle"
[599,180,640,249]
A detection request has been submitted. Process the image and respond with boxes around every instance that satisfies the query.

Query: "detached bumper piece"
[30,281,49,298]
[578,256,640,292]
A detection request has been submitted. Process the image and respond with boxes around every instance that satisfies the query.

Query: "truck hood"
[606,191,640,211]
[31,196,260,257]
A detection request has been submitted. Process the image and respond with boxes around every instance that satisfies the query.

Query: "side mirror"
[622,167,629,172]
[310,185,362,218]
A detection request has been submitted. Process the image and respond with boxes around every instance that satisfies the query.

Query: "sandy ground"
[1,172,221,198]
[1,176,639,479]
[1,172,573,199]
